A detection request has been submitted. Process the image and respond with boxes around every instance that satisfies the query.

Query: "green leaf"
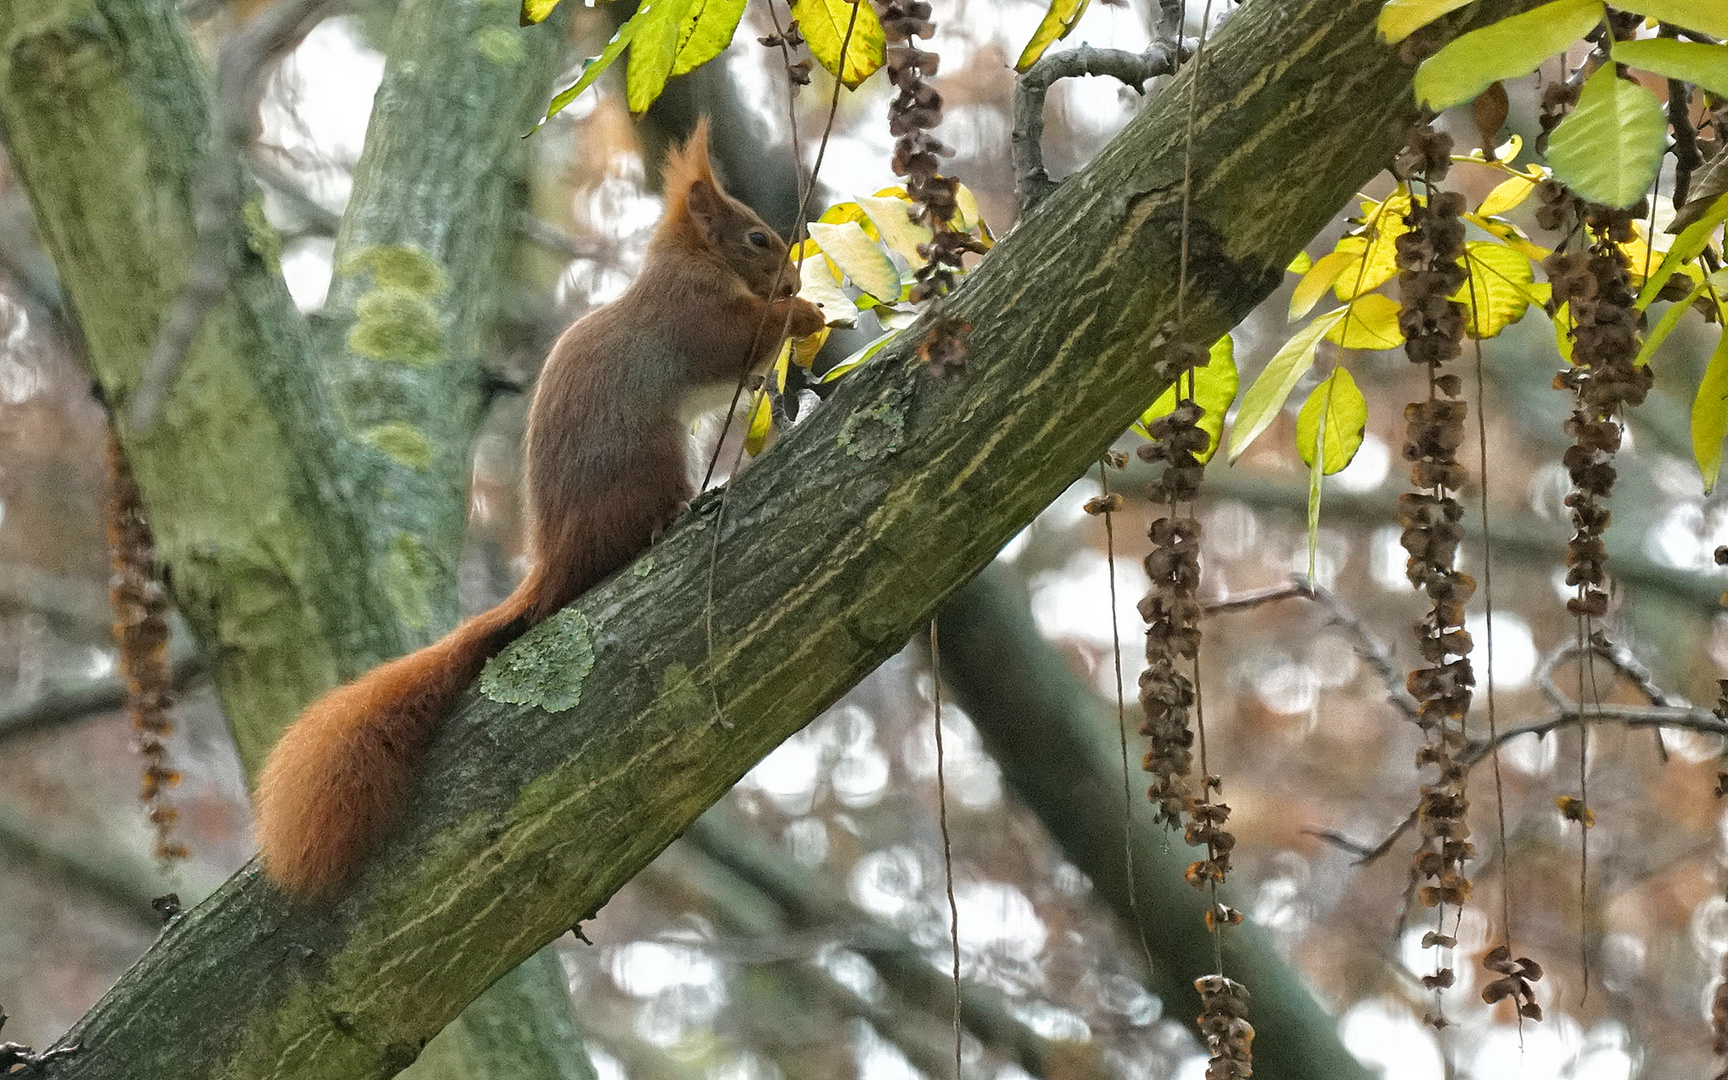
[520,0,561,27]
[539,10,644,126]
[1327,292,1405,350]
[1693,328,1728,493]
[1296,368,1368,474]
[1546,66,1667,210]
[1456,239,1539,338]
[671,0,748,76]
[791,0,886,88]
[1632,0,1728,39]
[1297,367,1366,577]
[819,329,897,383]
[1134,335,1239,462]
[1637,280,1706,366]
[1228,310,1343,463]
[1286,250,1314,275]
[1377,0,1476,44]
[807,221,900,301]
[626,0,695,113]
[857,194,933,266]
[1637,191,1728,308]
[1413,0,1602,111]
[1613,38,1728,99]
[1016,0,1091,71]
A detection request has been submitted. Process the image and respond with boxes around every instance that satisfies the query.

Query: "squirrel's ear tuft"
[662,116,717,207]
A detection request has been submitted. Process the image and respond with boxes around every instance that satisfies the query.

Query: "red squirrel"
[255,121,825,896]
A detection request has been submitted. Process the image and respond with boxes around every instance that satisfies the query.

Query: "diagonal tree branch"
[18,2,1542,1077]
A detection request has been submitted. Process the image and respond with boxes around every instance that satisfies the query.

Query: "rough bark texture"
[14,0,1533,1077]
[0,0,359,769]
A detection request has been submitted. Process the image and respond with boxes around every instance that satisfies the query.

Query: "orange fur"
[656,116,715,243]
[253,121,825,897]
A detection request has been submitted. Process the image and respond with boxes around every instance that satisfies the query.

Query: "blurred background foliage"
[0,1,1724,1077]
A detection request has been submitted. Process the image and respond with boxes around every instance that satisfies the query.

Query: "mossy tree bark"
[0,0,1536,1077]
[0,0,592,1076]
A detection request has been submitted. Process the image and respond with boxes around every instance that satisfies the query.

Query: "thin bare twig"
[128,0,342,431]
[1535,637,1686,713]
[1317,705,1728,870]
[1201,576,1418,721]
[1307,809,1418,866]
[1012,44,1180,213]
[0,654,208,744]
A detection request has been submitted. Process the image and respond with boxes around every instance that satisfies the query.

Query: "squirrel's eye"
[747,230,771,249]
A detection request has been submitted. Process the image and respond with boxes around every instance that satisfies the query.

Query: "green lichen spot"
[383,533,435,632]
[475,25,525,65]
[837,399,906,461]
[480,609,595,713]
[348,286,443,365]
[633,556,655,577]
[361,421,435,469]
[657,662,709,724]
[341,245,451,296]
[241,199,281,274]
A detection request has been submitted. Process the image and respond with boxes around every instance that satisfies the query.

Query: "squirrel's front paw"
[777,297,827,339]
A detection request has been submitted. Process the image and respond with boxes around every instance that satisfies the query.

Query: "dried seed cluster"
[1138,511,1199,827]
[1195,974,1254,1080]
[1545,232,1650,622]
[107,431,185,865]
[1393,128,1478,1016]
[1137,341,1214,829]
[874,0,985,305]
[1395,178,1476,917]
[1482,945,1544,1021]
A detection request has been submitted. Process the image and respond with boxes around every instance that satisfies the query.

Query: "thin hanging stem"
[1100,460,1154,973]
[931,621,962,1079]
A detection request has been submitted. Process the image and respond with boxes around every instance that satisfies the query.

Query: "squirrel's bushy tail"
[254,578,541,897]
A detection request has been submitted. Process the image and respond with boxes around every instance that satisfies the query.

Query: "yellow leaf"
[1333,190,1412,301]
[1377,0,1476,44]
[625,0,696,114]
[791,0,886,88]
[1476,172,1539,218]
[1551,301,1575,363]
[1135,335,1239,462]
[1291,249,1358,320]
[791,325,831,368]
[793,245,855,328]
[1327,293,1404,350]
[1455,240,1540,339]
[1464,212,1552,263]
[1287,250,1314,275]
[744,387,773,456]
[520,0,561,26]
[1016,0,1091,72]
